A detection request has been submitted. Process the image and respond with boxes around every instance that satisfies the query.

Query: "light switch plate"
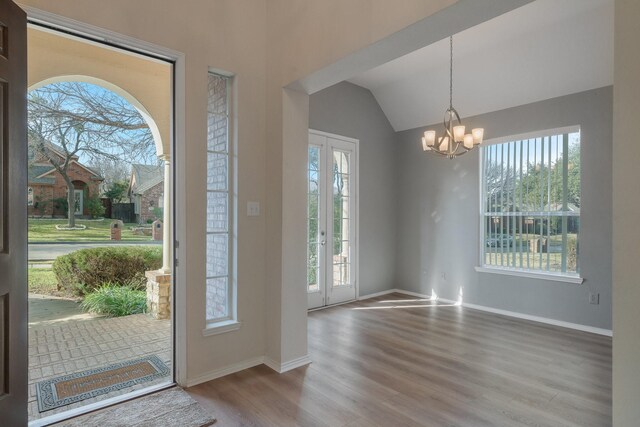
[247,201,260,216]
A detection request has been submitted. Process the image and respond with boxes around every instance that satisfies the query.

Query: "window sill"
[202,320,241,337]
[475,266,584,284]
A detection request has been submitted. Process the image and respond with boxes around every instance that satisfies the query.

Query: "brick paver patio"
[28,295,171,422]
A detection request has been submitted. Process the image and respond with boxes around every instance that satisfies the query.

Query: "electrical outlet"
[441,272,446,281]
[589,293,599,305]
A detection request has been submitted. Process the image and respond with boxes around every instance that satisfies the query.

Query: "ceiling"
[348,0,613,132]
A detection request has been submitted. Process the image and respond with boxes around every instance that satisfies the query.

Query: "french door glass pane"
[333,149,350,287]
[307,146,321,293]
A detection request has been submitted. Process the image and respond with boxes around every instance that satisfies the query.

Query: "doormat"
[58,387,216,427]
[36,355,170,412]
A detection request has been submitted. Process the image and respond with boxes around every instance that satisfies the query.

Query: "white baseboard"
[388,289,434,299]
[186,354,313,387]
[185,356,264,387]
[264,355,312,374]
[382,289,611,336]
[431,296,613,337]
[357,289,397,300]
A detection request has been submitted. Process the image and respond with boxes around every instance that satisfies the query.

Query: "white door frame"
[308,129,359,309]
[22,7,187,425]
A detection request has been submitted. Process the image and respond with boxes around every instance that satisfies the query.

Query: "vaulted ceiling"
[348,0,613,131]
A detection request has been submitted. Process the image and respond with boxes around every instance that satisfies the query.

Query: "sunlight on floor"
[352,303,458,310]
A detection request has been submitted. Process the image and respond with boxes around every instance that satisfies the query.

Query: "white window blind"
[481,129,580,276]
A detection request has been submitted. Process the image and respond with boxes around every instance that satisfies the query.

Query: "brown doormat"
[37,355,170,412]
[57,387,216,427]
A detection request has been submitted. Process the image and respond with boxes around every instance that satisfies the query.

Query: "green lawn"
[28,267,78,299]
[29,219,152,242]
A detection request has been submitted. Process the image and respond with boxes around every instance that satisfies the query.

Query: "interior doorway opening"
[26,23,175,425]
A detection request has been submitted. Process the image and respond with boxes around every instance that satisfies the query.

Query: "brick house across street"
[28,144,103,218]
[128,164,164,224]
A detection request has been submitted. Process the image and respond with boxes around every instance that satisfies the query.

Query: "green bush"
[86,195,106,219]
[81,284,146,317]
[53,197,68,215]
[53,246,162,296]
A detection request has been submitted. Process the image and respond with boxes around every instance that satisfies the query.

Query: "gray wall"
[395,87,613,330]
[309,81,398,296]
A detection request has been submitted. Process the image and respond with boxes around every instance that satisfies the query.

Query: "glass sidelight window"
[205,72,234,324]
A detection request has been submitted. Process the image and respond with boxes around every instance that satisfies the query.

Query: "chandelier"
[421,36,484,159]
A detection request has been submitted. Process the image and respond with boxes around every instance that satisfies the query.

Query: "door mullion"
[324,140,333,306]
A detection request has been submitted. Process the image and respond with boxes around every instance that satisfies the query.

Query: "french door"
[307,130,358,309]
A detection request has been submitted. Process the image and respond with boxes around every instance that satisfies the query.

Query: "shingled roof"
[27,165,56,185]
[129,164,164,195]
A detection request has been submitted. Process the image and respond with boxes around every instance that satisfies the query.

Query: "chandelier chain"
[449,36,453,109]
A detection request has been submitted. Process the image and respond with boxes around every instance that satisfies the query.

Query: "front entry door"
[74,189,83,215]
[307,130,358,309]
[0,1,28,425]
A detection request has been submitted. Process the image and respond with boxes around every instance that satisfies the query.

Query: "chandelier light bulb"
[424,130,436,147]
[472,128,484,145]
[439,136,450,152]
[421,137,430,151]
[463,134,474,149]
[453,125,465,143]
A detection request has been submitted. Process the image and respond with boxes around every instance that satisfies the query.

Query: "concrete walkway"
[28,293,98,325]
[28,241,161,261]
[28,296,171,422]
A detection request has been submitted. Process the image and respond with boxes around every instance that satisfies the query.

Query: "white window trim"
[481,125,581,148]
[475,266,584,284]
[204,70,238,331]
[477,126,584,282]
[202,319,241,337]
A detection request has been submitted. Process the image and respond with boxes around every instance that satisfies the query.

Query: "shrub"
[152,207,163,221]
[81,284,146,317]
[53,246,162,296]
[86,195,106,219]
[53,197,69,215]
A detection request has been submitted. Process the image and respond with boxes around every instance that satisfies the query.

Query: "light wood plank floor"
[187,293,612,427]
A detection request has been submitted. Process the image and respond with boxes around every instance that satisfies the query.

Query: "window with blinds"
[480,128,580,276]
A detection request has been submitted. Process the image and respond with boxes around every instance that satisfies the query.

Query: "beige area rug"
[56,387,216,426]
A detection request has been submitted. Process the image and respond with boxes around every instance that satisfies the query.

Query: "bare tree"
[88,158,132,194]
[28,82,156,227]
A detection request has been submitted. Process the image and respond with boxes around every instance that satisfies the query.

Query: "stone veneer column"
[146,270,171,319]
[145,154,172,320]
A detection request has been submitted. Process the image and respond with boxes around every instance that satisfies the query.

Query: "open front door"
[0,1,27,425]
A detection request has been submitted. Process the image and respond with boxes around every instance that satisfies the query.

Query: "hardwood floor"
[187,293,612,426]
